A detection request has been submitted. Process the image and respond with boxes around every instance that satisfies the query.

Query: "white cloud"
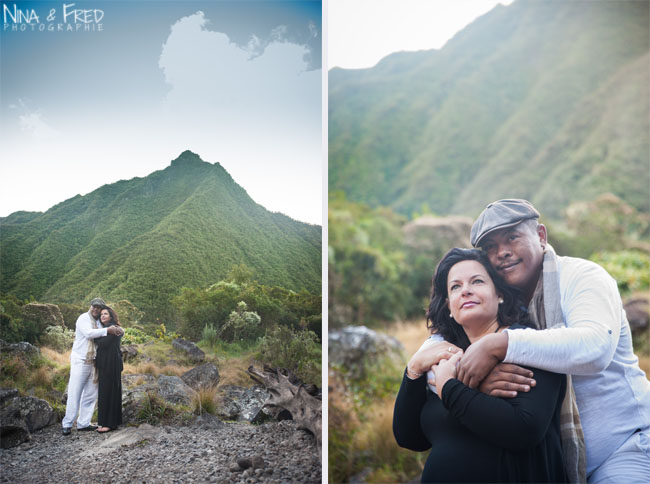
[156,11,321,224]
[16,103,60,141]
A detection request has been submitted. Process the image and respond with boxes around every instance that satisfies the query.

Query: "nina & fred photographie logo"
[3,2,104,32]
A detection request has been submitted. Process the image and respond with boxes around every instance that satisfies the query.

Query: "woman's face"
[446,259,500,328]
[100,309,111,324]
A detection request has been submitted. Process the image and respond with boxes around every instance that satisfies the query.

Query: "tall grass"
[191,385,220,415]
[136,391,177,424]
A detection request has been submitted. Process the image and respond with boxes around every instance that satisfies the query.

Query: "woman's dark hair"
[100,306,121,327]
[426,248,530,350]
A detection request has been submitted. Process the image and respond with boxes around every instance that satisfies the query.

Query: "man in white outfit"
[62,297,123,435]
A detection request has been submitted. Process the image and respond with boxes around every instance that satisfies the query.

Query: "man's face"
[479,221,547,301]
[90,305,102,318]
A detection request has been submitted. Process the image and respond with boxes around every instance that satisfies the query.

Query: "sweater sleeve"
[393,369,432,452]
[76,314,108,339]
[441,366,565,452]
[504,259,621,374]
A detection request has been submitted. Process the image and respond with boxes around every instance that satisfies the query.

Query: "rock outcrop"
[0,393,57,449]
[624,295,649,336]
[329,325,404,379]
[403,215,473,253]
[0,340,40,356]
[181,362,220,390]
[20,303,66,333]
[171,338,205,363]
[218,385,271,423]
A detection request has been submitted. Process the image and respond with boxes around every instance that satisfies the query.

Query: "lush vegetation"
[329,194,649,330]
[329,1,649,220]
[0,151,321,322]
[174,273,321,342]
[256,326,321,385]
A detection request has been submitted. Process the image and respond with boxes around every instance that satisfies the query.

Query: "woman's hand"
[457,332,508,388]
[431,351,463,398]
[407,339,462,379]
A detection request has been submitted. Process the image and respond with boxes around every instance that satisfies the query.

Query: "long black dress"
[393,326,568,483]
[95,324,123,429]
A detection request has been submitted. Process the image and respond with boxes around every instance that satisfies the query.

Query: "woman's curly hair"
[426,248,531,350]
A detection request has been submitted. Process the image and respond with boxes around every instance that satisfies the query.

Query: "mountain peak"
[171,150,206,167]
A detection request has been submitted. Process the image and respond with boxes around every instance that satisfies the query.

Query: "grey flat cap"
[90,297,106,307]
[470,199,540,247]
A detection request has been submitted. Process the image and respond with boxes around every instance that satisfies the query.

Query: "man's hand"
[457,332,508,388]
[478,363,535,398]
[407,339,462,379]
[107,326,124,336]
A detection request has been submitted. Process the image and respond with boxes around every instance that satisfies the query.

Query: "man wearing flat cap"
[62,298,124,435]
[432,199,650,482]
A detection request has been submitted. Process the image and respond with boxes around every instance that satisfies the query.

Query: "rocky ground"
[0,419,321,483]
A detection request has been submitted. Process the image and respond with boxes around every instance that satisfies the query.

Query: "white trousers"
[62,361,97,429]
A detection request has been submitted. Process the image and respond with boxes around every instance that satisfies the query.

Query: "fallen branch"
[247,366,322,457]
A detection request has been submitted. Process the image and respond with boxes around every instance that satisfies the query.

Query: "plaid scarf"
[528,245,586,483]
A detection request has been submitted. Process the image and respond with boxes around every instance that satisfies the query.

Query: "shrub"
[256,326,321,385]
[219,302,262,343]
[122,327,153,345]
[40,325,75,352]
[202,323,218,347]
[590,250,650,296]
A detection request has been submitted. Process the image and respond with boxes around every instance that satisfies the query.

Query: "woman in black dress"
[393,248,567,483]
[95,306,123,433]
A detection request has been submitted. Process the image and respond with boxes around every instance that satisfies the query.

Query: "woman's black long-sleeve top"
[393,336,568,482]
[95,325,123,429]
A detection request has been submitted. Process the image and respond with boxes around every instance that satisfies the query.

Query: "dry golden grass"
[217,355,254,386]
[41,347,71,367]
[132,375,146,386]
[385,319,430,360]
[159,365,192,377]
[191,384,221,415]
[123,361,194,377]
[30,366,52,387]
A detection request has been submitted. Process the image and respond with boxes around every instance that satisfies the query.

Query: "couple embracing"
[62,297,124,435]
[394,199,650,483]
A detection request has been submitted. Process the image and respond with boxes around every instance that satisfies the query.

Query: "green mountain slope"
[329,0,649,219]
[1,151,321,316]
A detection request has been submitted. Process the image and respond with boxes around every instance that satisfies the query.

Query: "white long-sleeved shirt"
[70,311,107,364]
[504,256,650,475]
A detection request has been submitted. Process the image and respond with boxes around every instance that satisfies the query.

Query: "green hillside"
[329,0,649,219]
[0,151,321,317]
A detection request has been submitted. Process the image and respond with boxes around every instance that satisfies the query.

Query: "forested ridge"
[0,151,321,317]
[329,0,649,219]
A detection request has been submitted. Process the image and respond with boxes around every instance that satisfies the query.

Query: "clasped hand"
[409,337,536,399]
[107,326,124,337]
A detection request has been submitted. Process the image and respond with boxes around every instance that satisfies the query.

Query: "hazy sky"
[1,0,322,224]
[328,0,514,69]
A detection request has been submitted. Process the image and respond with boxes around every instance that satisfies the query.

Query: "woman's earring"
[449,312,453,318]
[498,298,503,304]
